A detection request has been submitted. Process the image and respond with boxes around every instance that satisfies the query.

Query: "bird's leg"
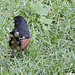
[10,51,14,62]
[11,51,14,58]
[21,50,24,54]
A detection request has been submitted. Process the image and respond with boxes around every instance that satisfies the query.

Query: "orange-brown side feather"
[21,38,30,50]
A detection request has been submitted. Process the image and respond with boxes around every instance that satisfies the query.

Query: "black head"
[13,16,25,25]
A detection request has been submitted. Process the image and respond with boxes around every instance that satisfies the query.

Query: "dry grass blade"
[65,33,74,40]
[19,69,23,75]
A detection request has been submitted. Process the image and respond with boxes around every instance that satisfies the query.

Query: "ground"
[0,0,75,75]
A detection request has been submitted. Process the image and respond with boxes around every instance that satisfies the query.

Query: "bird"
[9,16,30,56]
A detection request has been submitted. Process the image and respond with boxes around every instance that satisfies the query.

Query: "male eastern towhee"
[9,16,30,56]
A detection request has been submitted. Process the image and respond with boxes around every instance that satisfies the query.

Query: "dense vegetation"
[0,0,75,75]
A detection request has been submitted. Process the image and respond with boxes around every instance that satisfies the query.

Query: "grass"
[0,0,75,75]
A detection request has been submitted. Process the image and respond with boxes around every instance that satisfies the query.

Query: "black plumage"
[12,16,30,39]
[9,16,30,50]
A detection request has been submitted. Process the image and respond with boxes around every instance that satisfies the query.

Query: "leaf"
[2,71,9,75]
[39,16,52,24]
[30,1,50,16]
[70,2,75,8]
